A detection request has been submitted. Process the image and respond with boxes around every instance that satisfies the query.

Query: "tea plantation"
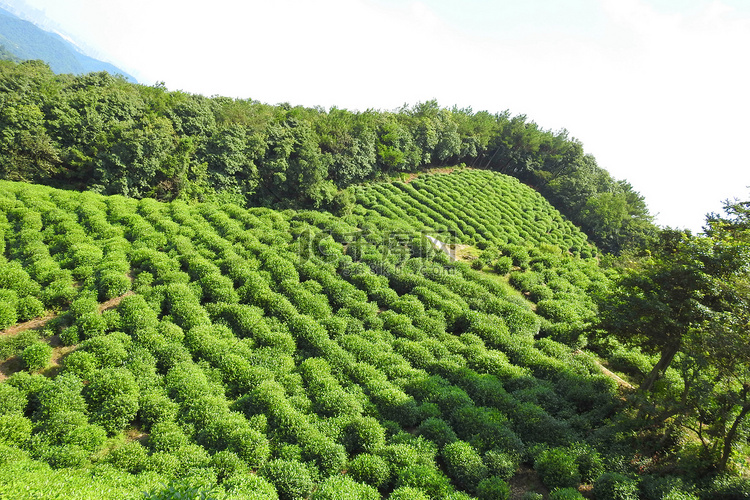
[0,172,719,499]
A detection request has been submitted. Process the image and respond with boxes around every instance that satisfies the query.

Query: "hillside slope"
[0,179,624,499]
[354,169,593,257]
[0,58,654,254]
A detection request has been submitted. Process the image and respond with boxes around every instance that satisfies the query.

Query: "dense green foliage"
[597,199,750,473]
[0,180,627,499]
[0,62,746,496]
[0,60,653,253]
[354,169,592,256]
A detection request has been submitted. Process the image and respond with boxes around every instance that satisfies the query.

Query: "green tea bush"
[44,444,91,469]
[449,405,524,455]
[568,442,604,483]
[0,329,41,360]
[221,473,278,500]
[142,481,217,500]
[396,464,453,498]
[62,350,99,380]
[78,332,131,367]
[494,256,513,275]
[149,421,189,453]
[442,440,488,492]
[84,367,140,434]
[310,475,380,500]
[5,372,54,416]
[138,389,179,430]
[65,423,107,454]
[258,459,314,500]
[534,447,581,489]
[229,426,270,468]
[347,453,391,488]
[20,341,53,372]
[301,434,347,477]
[549,487,585,500]
[41,277,77,309]
[75,311,108,339]
[0,413,32,446]
[342,416,386,454]
[0,384,27,415]
[0,290,18,329]
[117,294,159,334]
[639,475,696,500]
[416,417,458,448]
[484,449,520,480]
[593,472,639,500]
[106,440,150,474]
[97,270,131,300]
[210,450,248,483]
[476,476,511,500]
[0,261,41,296]
[388,486,431,500]
[173,443,212,476]
[16,295,45,321]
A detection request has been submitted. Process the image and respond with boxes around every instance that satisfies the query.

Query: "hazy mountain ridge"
[0,6,135,81]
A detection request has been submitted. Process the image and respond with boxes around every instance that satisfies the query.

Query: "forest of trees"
[0,59,654,254]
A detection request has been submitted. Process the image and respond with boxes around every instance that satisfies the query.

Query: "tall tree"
[598,229,712,393]
[599,198,750,470]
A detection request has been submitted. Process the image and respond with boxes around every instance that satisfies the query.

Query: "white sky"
[4,0,750,232]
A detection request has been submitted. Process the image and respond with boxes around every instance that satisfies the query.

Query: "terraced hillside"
[0,179,623,499]
[354,169,594,258]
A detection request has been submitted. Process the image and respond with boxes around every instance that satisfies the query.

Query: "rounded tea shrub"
[0,291,18,329]
[396,464,453,499]
[59,325,80,346]
[416,417,458,448]
[347,453,391,488]
[342,416,386,454]
[84,367,140,434]
[258,459,314,500]
[310,475,380,500]
[16,296,45,322]
[494,256,513,275]
[210,450,248,483]
[593,472,639,500]
[442,440,488,492]
[534,447,581,490]
[388,486,431,500]
[0,413,32,447]
[549,487,585,500]
[484,449,520,480]
[476,476,511,500]
[106,440,149,474]
[0,384,27,415]
[20,342,53,372]
[223,473,279,500]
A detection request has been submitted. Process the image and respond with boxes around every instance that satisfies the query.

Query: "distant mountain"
[0,6,136,81]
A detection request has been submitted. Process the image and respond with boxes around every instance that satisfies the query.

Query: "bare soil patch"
[400,165,471,183]
[509,466,549,499]
[99,290,135,312]
[452,244,480,262]
[0,356,23,382]
[593,358,635,391]
[1,312,57,337]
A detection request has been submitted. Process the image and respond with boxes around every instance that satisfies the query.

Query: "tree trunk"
[718,391,750,471]
[640,343,680,393]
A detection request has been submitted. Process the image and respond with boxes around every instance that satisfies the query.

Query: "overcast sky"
[4,0,750,232]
